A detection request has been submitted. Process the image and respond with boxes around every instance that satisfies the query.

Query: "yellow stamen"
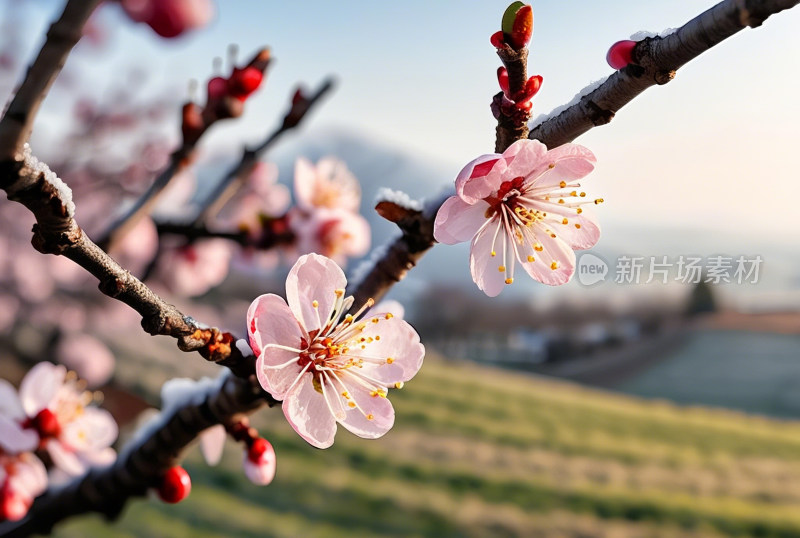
[551,261,559,270]
[527,255,535,262]
[505,278,513,284]
[498,265,506,272]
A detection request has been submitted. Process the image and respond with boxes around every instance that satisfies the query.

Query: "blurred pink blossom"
[242,438,275,485]
[247,254,424,448]
[434,139,602,296]
[289,207,370,267]
[294,157,360,213]
[0,453,47,522]
[154,239,232,298]
[55,333,116,389]
[120,0,214,38]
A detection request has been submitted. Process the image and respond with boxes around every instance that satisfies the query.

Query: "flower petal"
[469,218,507,297]
[0,379,26,421]
[338,384,395,440]
[433,196,490,245]
[199,424,226,466]
[504,139,549,179]
[0,414,38,453]
[62,407,118,451]
[11,455,48,498]
[455,154,502,204]
[285,253,347,335]
[242,450,276,485]
[19,362,65,416]
[527,143,596,190]
[293,157,316,210]
[282,377,337,449]
[248,294,306,399]
[543,206,601,250]
[348,317,424,384]
[515,224,577,286]
[47,439,86,476]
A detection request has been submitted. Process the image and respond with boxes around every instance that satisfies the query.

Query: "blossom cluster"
[0,363,117,521]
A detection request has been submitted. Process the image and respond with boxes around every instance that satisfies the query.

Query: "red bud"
[509,5,533,49]
[32,409,61,440]
[497,67,510,96]
[207,76,228,101]
[157,466,191,504]
[227,67,263,101]
[516,100,533,111]
[490,31,505,49]
[1,484,30,522]
[606,40,637,70]
[247,438,272,463]
[517,74,542,103]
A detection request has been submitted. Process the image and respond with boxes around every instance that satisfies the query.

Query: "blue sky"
[12,0,800,242]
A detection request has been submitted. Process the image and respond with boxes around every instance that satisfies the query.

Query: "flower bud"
[606,40,637,70]
[157,466,191,503]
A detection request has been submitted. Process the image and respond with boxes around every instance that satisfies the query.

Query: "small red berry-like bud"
[606,40,637,70]
[207,76,228,101]
[227,67,263,101]
[509,5,533,49]
[501,2,526,35]
[32,408,61,440]
[292,88,307,106]
[247,438,271,463]
[157,466,191,504]
[497,67,510,96]
[516,100,533,111]
[490,30,505,49]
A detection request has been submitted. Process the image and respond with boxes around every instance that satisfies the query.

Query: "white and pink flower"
[289,207,370,267]
[434,139,603,296]
[1,363,117,477]
[247,254,424,449]
[0,452,47,522]
[154,238,233,298]
[294,157,361,213]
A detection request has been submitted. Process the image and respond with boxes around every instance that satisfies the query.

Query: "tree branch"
[0,0,101,159]
[0,372,270,537]
[527,0,800,148]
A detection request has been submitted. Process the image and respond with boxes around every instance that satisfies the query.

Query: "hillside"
[54,353,800,538]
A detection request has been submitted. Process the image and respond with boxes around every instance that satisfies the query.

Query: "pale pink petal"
[469,219,507,297]
[433,196,490,245]
[293,157,317,210]
[315,157,361,212]
[242,449,276,486]
[81,447,116,467]
[46,440,86,476]
[515,225,577,286]
[504,139,549,178]
[19,362,65,416]
[199,424,226,466]
[61,408,117,451]
[349,316,424,384]
[282,378,337,449]
[338,386,395,439]
[250,294,306,400]
[11,455,48,498]
[455,154,502,204]
[541,207,601,250]
[0,415,38,453]
[285,253,346,335]
[0,379,26,421]
[526,143,597,190]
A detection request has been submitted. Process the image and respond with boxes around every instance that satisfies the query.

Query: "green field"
[54,353,800,538]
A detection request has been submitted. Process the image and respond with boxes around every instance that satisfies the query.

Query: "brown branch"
[192,78,335,224]
[0,147,258,379]
[527,0,800,148]
[0,372,271,537]
[0,0,101,159]
[494,45,530,152]
[351,0,800,307]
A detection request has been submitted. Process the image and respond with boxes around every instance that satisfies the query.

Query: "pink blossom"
[434,139,603,296]
[0,453,47,522]
[120,0,214,38]
[294,157,361,213]
[198,424,226,467]
[154,239,232,297]
[247,254,424,448]
[6,363,117,477]
[55,333,116,389]
[289,208,370,267]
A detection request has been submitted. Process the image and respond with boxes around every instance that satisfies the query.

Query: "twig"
[192,78,335,224]
[0,0,101,159]
[0,372,270,537]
